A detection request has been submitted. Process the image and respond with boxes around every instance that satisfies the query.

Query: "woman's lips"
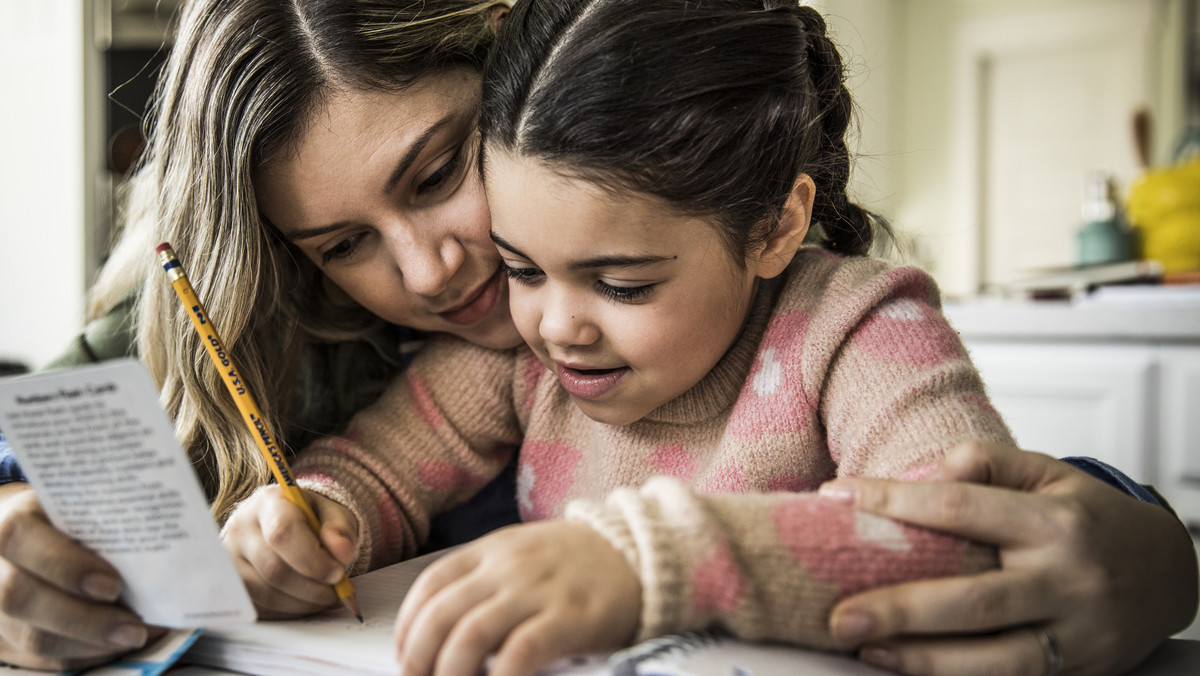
[556,365,629,400]
[440,271,502,326]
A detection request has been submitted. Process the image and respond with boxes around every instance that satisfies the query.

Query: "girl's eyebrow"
[490,231,674,270]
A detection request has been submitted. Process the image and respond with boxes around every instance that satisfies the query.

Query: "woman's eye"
[321,233,364,264]
[417,146,465,194]
[500,261,544,285]
[598,281,654,304]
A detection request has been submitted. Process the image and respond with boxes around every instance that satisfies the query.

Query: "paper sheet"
[0,359,255,628]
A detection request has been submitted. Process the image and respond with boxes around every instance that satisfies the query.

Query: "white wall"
[0,0,96,371]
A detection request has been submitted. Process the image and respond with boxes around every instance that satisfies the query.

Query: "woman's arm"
[819,441,1200,676]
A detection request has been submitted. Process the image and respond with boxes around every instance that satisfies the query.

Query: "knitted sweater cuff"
[296,476,375,576]
[566,487,684,642]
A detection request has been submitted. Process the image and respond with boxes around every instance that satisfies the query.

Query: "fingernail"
[108,623,148,649]
[81,573,122,602]
[328,568,346,585]
[832,609,875,641]
[818,481,857,503]
[861,647,900,670]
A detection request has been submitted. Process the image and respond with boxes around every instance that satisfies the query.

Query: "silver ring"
[1036,627,1063,676]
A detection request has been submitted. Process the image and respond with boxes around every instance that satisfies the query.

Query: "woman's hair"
[89,0,507,522]
[480,0,888,262]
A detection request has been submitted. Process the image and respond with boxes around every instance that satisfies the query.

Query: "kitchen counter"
[943,294,1200,342]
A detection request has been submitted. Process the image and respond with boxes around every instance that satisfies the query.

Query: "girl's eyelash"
[500,261,543,284]
[500,260,655,302]
[321,233,364,264]
[598,281,654,303]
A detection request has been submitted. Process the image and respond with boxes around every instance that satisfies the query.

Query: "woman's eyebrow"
[284,113,462,242]
[382,112,456,193]
[490,231,673,269]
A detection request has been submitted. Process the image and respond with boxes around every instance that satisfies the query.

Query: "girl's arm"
[290,337,523,573]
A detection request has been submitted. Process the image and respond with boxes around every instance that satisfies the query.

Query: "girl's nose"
[538,293,600,348]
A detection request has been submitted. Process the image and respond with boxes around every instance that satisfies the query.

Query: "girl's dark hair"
[480,0,889,258]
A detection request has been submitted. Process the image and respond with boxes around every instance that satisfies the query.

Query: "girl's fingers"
[255,494,346,585]
[436,596,540,676]
[397,560,499,676]
[830,568,1053,643]
[230,549,336,618]
[818,476,1057,549]
[858,627,1054,676]
[223,510,337,613]
[488,612,602,676]
[395,549,480,647]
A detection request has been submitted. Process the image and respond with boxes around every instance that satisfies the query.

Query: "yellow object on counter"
[1125,157,1200,273]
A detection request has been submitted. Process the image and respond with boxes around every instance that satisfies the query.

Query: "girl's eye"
[321,233,365,264]
[417,146,466,195]
[500,260,544,285]
[598,281,654,304]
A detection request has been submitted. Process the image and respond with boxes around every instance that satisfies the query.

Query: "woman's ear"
[754,173,814,279]
[488,3,511,31]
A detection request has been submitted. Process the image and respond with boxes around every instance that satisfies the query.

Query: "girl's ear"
[489,3,510,31]
[754,174,814,279]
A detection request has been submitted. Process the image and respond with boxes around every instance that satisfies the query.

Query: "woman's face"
[256,69,523,349]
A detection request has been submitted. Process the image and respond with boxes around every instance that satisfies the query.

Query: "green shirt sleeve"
[42,296,138,371]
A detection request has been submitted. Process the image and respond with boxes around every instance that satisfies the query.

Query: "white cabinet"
[965,343,1159,483]
[1159,347,1200,525]
[945,301,1200,530]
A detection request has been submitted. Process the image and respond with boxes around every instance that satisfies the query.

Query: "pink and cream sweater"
[294,247,1013,648]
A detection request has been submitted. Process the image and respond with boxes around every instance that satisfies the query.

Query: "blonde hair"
[90,0,507,523]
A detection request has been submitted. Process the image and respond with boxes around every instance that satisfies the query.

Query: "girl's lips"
[556,365,629,400]
[440,271,502,326]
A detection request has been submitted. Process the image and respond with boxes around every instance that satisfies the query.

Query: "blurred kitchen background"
[2,0,1199,630]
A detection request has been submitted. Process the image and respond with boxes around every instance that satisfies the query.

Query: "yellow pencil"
[155,242,362,622]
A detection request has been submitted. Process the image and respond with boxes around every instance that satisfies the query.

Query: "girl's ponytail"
[788,4,889,256]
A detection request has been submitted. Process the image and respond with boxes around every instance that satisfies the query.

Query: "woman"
[0,0,1193,673]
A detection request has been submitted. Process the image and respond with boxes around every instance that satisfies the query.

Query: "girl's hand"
[220,485,359,619]
[395,520,641,676]
[819,441,1199,676]
[0,483,150,670]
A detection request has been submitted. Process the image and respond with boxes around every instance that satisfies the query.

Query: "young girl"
[229,0,1007,672]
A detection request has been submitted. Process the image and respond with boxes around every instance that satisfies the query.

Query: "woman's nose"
[388,227,467,298]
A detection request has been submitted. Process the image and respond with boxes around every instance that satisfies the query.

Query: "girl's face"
[256,70,523,350]
[486,152,763,426]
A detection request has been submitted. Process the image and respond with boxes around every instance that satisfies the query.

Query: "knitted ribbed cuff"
[566,484,686,641]
[295,475,375,575]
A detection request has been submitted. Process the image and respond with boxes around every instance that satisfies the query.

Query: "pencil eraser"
[155,242,172,254]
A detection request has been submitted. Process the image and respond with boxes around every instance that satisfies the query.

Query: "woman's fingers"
[0,485,123,603]
[0,559,147,655]
[819,475,1058,548]
[858,627,1052,676]
[830,568,1052,642]
[930,441,1066,490]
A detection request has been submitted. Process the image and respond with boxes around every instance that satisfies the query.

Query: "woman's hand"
[0,482,149,671]
[819,441,1200,676]
[221,485,359,619]
[395,520,642,676]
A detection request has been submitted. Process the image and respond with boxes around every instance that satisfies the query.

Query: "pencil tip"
[343,593,364,622]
